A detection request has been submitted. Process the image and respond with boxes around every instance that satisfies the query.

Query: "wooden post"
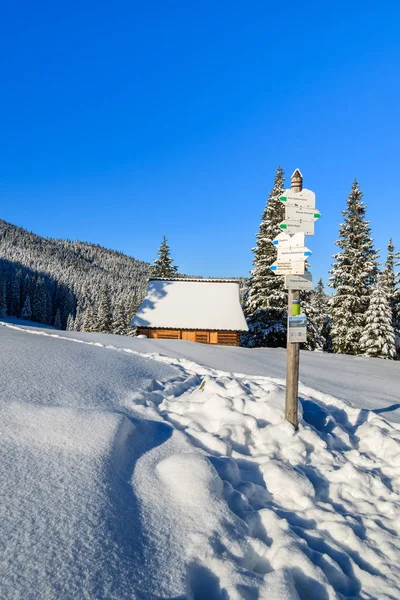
[285,169,303,430]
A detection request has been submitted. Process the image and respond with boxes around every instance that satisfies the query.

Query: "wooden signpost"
[270,169,319,430]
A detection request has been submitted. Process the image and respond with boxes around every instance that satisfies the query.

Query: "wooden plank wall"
[136,328,240,346]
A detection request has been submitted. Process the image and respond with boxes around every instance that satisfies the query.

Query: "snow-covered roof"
[131,279,248,331]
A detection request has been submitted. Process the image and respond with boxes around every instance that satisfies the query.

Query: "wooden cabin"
[131,278,248,346]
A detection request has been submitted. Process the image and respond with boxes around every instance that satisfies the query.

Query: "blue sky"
[0,1,399,286]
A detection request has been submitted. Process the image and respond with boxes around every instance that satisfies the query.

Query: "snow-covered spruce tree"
[112,301,127,335]
[394,248,400,354]
[382,238,396,320]
[66,313,75,331]
[22,274,32,305]
[53,308,62,329]
[125,294,140,335]
[242,167,287,347]
[152,236,178,278]
[301,289,324,351]
[32,277,48,324]
[21,295,32,320]
[312,279,329,331]
[359,277,396,359]
[0,279,6,318]
[302,278,331,351]
[83,305,97,333]
[97,286,112,333]
[329,180,379,355]
[9,272,22,317]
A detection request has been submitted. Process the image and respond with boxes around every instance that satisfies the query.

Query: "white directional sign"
[279,220,315,235]
[280,189,316,208]
[270,260,305,275]
[284,272,313,290]
[285,206,321,222]
[272,232,305,248]
[288,315,307,343]
[277,247,312,261]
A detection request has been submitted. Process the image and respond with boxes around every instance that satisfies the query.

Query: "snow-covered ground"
[8,318,399,423]
[1,320,400,599]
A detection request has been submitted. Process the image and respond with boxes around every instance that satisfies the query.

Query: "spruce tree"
[32,277,48,323]
[83,305,97,332]
[0,280,6,318]
[97,286,112,333]
[152,236,178,278]
[301,288,323,352]
[112,301,127,335]
[382,238,396,320]
[310,278,331,350]
[21,295,32,320]
[126,294,139,329]
[312,279,329,331]
[243,167,287,347]
[359,277,396,359]
[74,310,84,332]
[66,313,75,331]
[10,273,21,317]
[53,308,62,329]
[301,296,322,351]
[22,274,32,306]
[394,249,400,353]
[329,180,379,355]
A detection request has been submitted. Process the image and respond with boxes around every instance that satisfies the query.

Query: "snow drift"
[1,322,400,599]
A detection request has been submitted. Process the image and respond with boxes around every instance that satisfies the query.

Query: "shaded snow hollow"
[1,322,400,599]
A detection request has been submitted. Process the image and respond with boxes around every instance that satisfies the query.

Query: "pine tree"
[53,308,62,329]
[359,278,396,359]
[20,295,32,320]
[329,180,379,355]
[242,167,287,347]
[112,301,127,335]
[152,236,178,278]
[97,286,112,332]
[0,280,6,318]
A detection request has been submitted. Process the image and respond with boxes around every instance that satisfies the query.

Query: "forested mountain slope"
[0,219,151,330]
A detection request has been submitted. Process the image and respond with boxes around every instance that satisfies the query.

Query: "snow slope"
[9,318,398,423]
[1,321,400,599]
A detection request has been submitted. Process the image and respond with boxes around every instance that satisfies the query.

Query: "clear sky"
[0,1,399,286]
